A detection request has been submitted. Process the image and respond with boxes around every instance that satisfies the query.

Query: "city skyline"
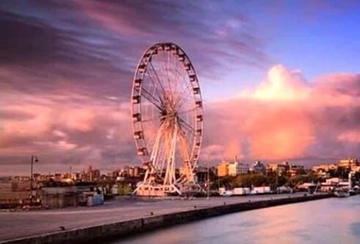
[1,1,360,174]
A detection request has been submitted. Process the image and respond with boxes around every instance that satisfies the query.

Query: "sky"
[1,0,360,175]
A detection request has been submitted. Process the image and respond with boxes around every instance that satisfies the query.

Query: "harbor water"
[111,196,360,244]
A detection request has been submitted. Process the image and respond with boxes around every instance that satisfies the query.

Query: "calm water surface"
[112,196,360,244]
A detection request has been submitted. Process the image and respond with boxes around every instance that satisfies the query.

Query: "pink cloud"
[239,65,310,101]
[311,73,360,107]
[338,131,360,143]
[1,64,359,174]
[0,93,133,172]
[203,65,360,163]
[73,0,143,37]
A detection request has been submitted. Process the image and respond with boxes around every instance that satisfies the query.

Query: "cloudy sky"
[1,0,360,175]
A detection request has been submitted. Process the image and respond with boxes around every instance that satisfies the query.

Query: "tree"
[212,176,233,189]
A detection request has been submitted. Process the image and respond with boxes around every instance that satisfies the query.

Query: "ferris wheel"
[131,42,203,196]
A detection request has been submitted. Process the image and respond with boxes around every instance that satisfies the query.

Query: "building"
[228,162,249,176]
[217,161,249,177]
[228,162,238,176]
[312,159,360,176]
[312,164,338,172]
[267,162,292,176]
[250,161,266,174]
[112,170,120,179]
[0,180,31,207]
[288,164,305,177]
[54,173,62,182]
[217,161,229,177]
[194,166,208,183]
[338,158,358,168]
[238,163,249,174]
[128,167,135,177]
[133,167,141,177]
[92,169,100,180]
[41,185,78,208]
[41,181,102,208]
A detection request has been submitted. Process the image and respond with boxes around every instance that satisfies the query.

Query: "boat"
[334,188,350,198]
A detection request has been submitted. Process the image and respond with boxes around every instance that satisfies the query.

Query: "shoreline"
[0,193,333,244]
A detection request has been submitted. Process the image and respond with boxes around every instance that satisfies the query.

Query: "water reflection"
[111,197,360,244]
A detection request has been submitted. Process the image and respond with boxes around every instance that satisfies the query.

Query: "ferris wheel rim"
[130,42,203,171]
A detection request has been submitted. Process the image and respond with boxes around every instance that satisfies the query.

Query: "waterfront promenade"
[112,196,360,244]
[0,193,325,242]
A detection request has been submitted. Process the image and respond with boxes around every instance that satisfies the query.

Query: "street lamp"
[30,155,39,204]
[207,162,210,200]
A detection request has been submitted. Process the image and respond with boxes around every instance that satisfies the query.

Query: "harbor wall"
[1,194,333,244]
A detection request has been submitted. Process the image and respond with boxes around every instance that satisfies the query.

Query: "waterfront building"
[312,164,338,172]
[128,167,135,177]
[351,165,360,172]
[92,169,100,181]
[267,163,287,175]
[267,161,304,176]
[288,164,305,177]
[236,162,250,175]
[311,159,360,176]
[267,163,278,172]
[120,166,130,177]
[41,181,102,208]
[54,173,62,182]
[112,170,120,179]
[338,158,358,168]
[217,161,229,177]
[12,176,30,182]
[0,181,30,207]
[193,166,207,183]
[250,161,266,174]
[228,162,238,176]
[217,161,249,177]
[133,166,141,177]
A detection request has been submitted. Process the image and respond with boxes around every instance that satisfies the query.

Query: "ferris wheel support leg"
[132,185,141,195]
[164,123,177,185]
[178,132,195,183]
[150,123,165,172]
[171,122,179,184]
[170,184,182,195]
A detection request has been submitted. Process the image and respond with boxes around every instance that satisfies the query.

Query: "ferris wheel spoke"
[178,117,195,135]
[172,66,185,94]
[162,50,173,94]
[148,62,166,95]
[176,93,193,110]
[141,88,163,111]
[144,73,164,102]
[174,88,192,110]
[141,117,160,123]
[178,75,192,95]
[176,107,196,115]
[175,80,194,108]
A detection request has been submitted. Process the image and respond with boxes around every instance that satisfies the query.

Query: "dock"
[0,193,333,244]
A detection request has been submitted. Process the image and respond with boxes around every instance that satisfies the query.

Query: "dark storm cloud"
[74,0,268,74]
[0,0,268,104]
[0,10,61,65]
[0,1,136,99]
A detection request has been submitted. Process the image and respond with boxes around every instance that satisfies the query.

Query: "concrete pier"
[0,193,333,244]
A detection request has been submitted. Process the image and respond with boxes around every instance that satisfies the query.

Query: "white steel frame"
[131,43,203,196]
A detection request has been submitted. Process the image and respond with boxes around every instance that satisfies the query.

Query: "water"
[111,196,360,244]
